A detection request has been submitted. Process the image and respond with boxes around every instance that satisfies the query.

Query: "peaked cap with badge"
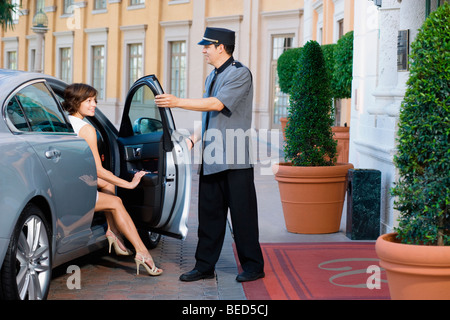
[198,27,235,46]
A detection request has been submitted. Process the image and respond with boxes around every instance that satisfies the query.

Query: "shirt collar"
[215,56,234,74]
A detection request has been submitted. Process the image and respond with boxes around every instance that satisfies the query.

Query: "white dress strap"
[68,115,89,136]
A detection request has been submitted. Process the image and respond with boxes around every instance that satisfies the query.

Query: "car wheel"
[0,204,52,300]
[138,230,161,249]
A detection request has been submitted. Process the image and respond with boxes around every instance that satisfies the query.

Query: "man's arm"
[155,94,224,112]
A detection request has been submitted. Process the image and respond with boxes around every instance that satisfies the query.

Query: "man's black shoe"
[236,271,265,282]
[179,269,215,282]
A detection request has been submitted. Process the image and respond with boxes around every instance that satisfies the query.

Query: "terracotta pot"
[280,117,288,140]
[332,126,350,163]
[375,233,450,300]
[272,162,353,234]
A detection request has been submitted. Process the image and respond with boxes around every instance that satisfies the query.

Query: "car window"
[5,96,29,132]
[129,85,163,135]
[6,82,71,133]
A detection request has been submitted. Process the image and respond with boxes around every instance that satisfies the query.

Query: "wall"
[350,0,427,233]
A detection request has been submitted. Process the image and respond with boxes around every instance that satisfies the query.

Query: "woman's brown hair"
[62,83,98,115]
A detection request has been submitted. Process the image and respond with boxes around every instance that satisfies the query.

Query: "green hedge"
[277,47,303,94]
[392,3,450,246]
[277,31,353,100]
[333,31,353,99]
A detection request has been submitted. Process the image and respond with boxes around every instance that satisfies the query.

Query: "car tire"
[138,230,161,249]
[0,204,52,300]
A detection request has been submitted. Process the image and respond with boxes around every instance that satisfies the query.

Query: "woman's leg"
[97,178,122,238]
[95,190,161,272]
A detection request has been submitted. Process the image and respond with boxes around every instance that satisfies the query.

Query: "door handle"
[125,145,143,160]
[45,149,61,159]
[133,147,142,158]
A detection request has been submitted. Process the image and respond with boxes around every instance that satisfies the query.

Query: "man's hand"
[155,94,179,108]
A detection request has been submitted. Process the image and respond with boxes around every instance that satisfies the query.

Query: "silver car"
[0,69,191,300]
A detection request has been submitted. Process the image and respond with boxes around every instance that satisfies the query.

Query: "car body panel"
[0,133,56,265]
[26,134,97,254]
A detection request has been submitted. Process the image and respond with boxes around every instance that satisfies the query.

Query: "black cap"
[198,27,235,46]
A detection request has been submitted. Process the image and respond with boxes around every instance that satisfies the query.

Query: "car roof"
[0,69,67,101]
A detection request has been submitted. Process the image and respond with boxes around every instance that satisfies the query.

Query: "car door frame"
[117,75,191,240]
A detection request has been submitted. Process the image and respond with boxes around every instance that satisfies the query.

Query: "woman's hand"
[128,170,147,189]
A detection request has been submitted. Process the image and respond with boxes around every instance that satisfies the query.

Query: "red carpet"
[235,242,390,300]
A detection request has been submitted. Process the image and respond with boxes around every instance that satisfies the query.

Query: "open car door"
[117,75,191,241]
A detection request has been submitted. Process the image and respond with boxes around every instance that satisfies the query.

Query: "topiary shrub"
[392,3,450,246]
[284,40,337,167]
[333,31,353,99]
[321,43,337,98]
[277,47,303,94]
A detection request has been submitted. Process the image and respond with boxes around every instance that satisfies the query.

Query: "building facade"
[0,0,354,131]
[350,0,448,234]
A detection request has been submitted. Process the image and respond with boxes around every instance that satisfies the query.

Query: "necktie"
[200,70,218,174]
[205,70,218,132]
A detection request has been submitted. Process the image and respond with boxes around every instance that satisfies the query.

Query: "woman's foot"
[134,252,163,276]
[106,230,133,256]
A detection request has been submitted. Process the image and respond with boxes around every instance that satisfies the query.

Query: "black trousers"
[194,168,264,274]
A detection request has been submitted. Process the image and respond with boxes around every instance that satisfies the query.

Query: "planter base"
[273,162,353,234]
[376,233,450,300]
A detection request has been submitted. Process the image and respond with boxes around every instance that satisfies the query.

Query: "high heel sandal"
[134,252,163,276]
[106,230,133,256]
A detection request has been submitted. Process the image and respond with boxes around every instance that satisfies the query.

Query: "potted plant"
[375,3,450,300]
[273,40,353,234]
[277,32,353,163]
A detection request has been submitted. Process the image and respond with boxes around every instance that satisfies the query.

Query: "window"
[36,0,45,13]
[170,41,187,99]
[130,0,144,5]
[337,19,344,39]
[11,0,20,21]
[94,0,107,10]
[128,85,163,135]
[271,36,293,126]
[63,0,74,14]
[92,45,105,100]
[60,47,72,83]
[128,44,143,100]
[6,82,70,133]
[6,51,17,70]
[319,27,323,44]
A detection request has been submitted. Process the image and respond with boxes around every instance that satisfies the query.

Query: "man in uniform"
[155,27,264,282]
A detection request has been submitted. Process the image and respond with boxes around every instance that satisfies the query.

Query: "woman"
[63,83,162,276]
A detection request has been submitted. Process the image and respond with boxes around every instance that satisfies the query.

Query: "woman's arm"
[78,124,145,189]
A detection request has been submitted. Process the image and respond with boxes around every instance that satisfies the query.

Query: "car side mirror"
[133,117,163,134]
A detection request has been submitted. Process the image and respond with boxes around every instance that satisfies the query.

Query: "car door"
[4,80,97,254]
[117,75,191,240]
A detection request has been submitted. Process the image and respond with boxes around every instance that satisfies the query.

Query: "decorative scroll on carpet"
[235,242,390,300]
